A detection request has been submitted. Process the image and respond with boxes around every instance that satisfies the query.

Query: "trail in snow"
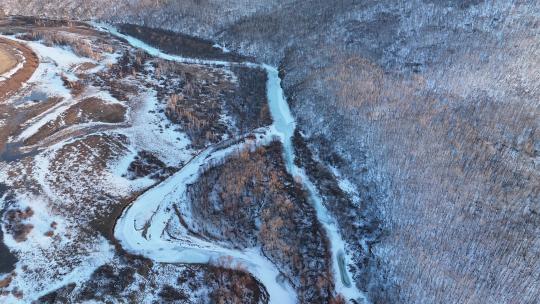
[96,23,366,303]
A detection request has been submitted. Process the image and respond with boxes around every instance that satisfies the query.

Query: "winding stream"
[96,23,365,303]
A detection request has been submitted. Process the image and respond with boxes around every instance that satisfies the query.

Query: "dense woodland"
[187,142,337,303]
[38,259,268,304]
[2,1,539,303]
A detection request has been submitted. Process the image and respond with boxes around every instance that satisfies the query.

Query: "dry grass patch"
[0,45,17,75]
[18,30,106,61]
[24,98,126,146]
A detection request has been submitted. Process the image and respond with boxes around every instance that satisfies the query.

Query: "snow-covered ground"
[99,24,367,303]
[0,26,249,302]
[115,126,297,304]
[90,24,297,303]
[0,33,119,303]
[265,65,367,303]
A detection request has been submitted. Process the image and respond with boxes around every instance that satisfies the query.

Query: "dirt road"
[0,37,39,160]
[0,45,17,75]
[0,38,38,100]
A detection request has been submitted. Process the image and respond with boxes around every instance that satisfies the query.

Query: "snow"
[1,34,126,144]
[331,166,362,206]
[108,146,155,191]
[0,36,93,142]
[100,23,368,303]
[92,22,259,69]
[81,86,124,105]
[24,40,94,69]
[265,65,368,304]
[212,43,231,53]
[15,99,71,141]
[2,236,114,304]
[92,23,230,66]
[2,195,65,248]
[115,127,297,304]
[0,24,366,303]
[0,188,115,303]
[0,60,24,80]
[97,22,297,302]
[115,90,192,167]
[0,30,195,303]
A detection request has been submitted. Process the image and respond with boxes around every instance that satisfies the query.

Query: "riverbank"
[101,23,366,303]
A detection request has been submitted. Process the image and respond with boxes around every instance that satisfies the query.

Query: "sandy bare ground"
[0,38,38,100]
[0,45,17,75]
[0,37,38,158]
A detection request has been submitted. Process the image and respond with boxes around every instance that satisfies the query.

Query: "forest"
[1,1,539,303]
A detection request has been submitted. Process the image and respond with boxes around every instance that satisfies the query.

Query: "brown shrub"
[4,207,34,242]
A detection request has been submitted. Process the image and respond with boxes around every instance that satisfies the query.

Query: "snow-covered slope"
[1,1,539,302]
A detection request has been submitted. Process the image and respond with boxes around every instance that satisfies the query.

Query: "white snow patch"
[331,166,361,206]
[24,40,94,70]
[2,195,66,249]
[15,98,71,142]
[117,90,192,167]
[80,86,124,105]
[108,146,155,192]
[1,236,114,303]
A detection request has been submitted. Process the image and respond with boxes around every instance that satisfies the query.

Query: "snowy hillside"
[0,1,539,303]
